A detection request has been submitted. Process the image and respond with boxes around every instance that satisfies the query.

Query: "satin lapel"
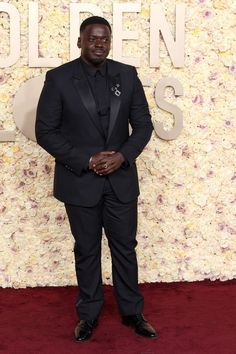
[71,59,104,136]
[107,71,121,142]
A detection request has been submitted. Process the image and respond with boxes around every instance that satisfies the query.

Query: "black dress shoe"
[74,319,97,342]
[122,314,157,338]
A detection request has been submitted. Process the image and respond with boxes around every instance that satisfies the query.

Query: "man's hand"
[89,151,125,175]
[89,151,115,170]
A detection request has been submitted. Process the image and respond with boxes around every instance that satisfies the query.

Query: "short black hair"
[80,16,112,33]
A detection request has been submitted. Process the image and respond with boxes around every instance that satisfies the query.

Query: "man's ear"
[77,37,81,49]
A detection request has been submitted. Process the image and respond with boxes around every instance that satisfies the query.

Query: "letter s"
[154,77,183,140]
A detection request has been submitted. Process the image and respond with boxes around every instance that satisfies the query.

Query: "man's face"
[77,23,111,66]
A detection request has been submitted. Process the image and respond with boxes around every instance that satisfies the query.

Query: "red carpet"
[1,281,236,354]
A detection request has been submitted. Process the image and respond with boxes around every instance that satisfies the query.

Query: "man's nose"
[94,39,104,47]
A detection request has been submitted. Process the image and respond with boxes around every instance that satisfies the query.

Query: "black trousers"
[65,178,144,321]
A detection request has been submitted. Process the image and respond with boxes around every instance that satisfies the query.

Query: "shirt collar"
[80,57,107,77]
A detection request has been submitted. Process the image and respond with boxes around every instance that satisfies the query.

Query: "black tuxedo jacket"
[36,58,153,206]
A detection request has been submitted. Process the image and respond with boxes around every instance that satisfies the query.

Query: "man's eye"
[88,37,109,43]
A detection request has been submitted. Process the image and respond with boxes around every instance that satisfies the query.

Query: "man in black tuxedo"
[36,16,157,341]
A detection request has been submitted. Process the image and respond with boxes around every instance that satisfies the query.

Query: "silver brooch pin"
[111,84,121,96]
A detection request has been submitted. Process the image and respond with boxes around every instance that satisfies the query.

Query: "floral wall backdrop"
[0,0,236,288]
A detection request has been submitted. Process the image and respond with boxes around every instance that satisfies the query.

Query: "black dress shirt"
[81,59,110,138]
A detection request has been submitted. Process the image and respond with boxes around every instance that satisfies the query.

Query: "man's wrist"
[116,152,125,163]
[117,151,129,168]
